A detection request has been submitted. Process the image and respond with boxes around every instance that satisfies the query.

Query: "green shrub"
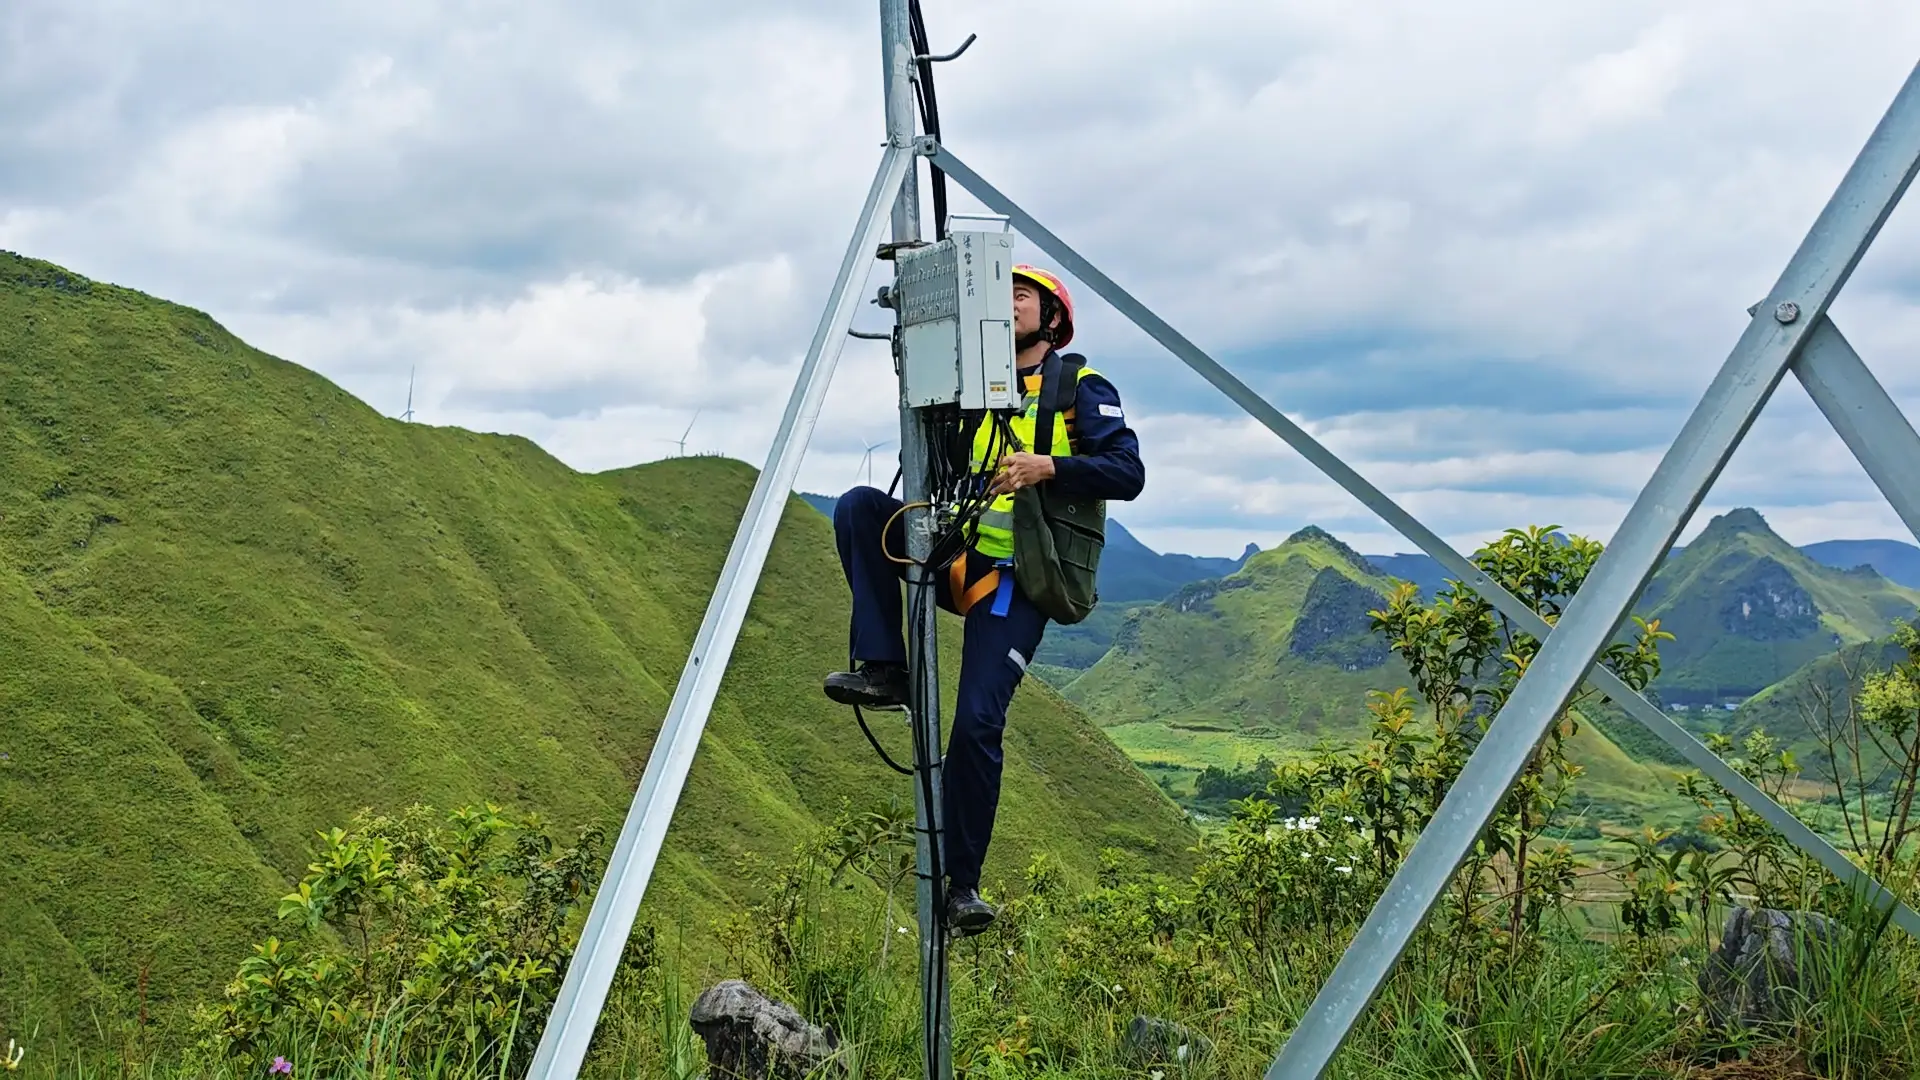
[188,803,605,1076]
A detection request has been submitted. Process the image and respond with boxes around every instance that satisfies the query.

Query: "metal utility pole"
[878,2,954,1077]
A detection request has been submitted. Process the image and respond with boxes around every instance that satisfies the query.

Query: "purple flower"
[270,1058,291,1075]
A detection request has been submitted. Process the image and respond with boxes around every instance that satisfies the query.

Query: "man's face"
[1012,281,1049,338]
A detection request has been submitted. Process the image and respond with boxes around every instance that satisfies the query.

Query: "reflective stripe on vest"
[967,363,1100,559]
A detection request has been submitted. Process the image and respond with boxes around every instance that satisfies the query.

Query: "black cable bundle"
[902,561,947,1051]
[908,0,950,241]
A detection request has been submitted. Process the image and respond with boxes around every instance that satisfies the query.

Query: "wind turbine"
[857,437,895,486]
[401,366,416,422]
[660,409,701,457]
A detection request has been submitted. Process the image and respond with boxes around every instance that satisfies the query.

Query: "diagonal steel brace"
[1795,316,1920,545]
[1264,54,1920,1078]
[524,143,915,1080]
[921,139,1920,950]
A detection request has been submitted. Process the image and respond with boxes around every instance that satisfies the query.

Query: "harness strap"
[1033,351,1086,457]
[989,557,1015,617]
[951,558,1001,617]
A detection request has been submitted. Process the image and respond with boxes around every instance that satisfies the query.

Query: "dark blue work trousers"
[832,485,1049,892]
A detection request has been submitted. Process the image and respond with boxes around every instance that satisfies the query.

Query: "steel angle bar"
[921,143,1519,608]
[1268,59,1920,1078]
[526,144,913,1080]
[920,140,1918,942]
[1796,317,1920,545]
[1597,663,1920,938]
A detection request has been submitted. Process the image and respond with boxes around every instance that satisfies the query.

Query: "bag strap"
[1033,351,1085,457]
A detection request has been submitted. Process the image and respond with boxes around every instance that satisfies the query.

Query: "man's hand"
[989,452,1055,495]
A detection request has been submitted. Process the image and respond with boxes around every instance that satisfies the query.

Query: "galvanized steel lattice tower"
[525,6,1920,1076]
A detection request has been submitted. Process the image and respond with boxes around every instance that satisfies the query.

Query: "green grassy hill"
[1635,508,1920,704]
[1063,527,1417,781]
[1061,525,1699,821]
[0,251,1196,1041]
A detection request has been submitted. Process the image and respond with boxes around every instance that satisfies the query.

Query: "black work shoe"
[823,662,910,709]
[945,886,996,936]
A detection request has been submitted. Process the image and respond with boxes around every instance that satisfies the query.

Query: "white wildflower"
[1335,865,1353,874]
[1283,817,1298,830]
[1112,984,1123,994]
[1343,815,1356,823]
[897,926,910,935]
[4,1040,20,1073]
[1006,948,1016,958]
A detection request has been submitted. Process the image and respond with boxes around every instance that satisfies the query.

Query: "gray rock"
[688,980,841,1079]
[1698,907,1841,1029]
[1122,1015,1214,1066]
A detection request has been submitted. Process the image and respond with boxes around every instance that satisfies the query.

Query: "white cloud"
[1536,15,1692,144]
[6,0,1920,565]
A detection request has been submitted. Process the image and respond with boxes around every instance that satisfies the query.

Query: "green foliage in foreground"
[13,524,1920,1079]
[11,717,1919,1080]
[194,804,606,1076]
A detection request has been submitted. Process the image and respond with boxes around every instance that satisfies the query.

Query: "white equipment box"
[895,226,1019,410]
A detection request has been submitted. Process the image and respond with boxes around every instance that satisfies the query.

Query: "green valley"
[0,251,1197,1045]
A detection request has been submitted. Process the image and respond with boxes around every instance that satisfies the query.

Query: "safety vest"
[967,360,1100,559]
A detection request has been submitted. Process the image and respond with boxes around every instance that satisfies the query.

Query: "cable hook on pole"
[915,32,975,63]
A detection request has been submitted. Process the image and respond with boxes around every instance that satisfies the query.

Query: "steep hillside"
[1723,635,1913,779]
[0,252,1196,1038]
[1065,527,1417,766]
[1635,509,1920,704]
[1063,524,1691,820]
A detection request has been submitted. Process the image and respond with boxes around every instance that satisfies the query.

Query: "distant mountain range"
[798,492,1920,691]
[1038,507,1920,827]
[1364,532,1920,597]
[1630,508,1920,702]
[1058,525,1689,823]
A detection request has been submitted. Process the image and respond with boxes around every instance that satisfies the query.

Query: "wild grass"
[10,805,1917,1080]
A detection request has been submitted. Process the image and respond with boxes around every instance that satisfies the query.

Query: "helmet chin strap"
[1015,329,1051,352]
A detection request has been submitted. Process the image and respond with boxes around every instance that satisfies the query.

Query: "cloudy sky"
[7,1,1920,559]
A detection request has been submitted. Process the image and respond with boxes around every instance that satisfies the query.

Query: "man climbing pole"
[824,264,1145,935]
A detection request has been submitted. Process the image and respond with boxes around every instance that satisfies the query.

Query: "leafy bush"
[189,803,606,1075]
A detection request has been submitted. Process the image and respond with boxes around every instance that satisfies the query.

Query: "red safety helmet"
[1013,264,1074,349]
